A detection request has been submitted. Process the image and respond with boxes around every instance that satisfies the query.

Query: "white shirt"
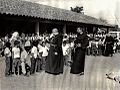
[50,34,54,38]
[70,42,74,48]
[38,44,43,53]
[31,36,35,41]
[25,40,31,47]
[31,46,38,59]
[62,44,70,56]
[12,47,20,59]
[42,46,49,57]
[117,40,120,45]
[4,47,11,57]
[89,41,92,47]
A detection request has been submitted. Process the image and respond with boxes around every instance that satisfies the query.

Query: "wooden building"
[0,0,114,36]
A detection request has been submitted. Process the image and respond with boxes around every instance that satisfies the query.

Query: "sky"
[25,0,120,27]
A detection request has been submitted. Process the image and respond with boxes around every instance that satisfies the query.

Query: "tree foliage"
[70,6,84,14]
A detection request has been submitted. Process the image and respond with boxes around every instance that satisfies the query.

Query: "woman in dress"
[70,27,89,75]
[45,28,63,75]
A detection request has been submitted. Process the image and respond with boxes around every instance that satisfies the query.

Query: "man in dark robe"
[45,28,63,75]
[70,27,89,75]
[104,34,114,56]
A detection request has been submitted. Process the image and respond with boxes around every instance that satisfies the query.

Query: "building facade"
[0,0,114,36]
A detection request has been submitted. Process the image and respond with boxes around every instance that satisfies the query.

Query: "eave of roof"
[0,0,114,27]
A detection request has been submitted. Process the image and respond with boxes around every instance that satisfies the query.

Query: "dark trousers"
[30,57,36,74]
[104,44,113,56]
[25,63,30,75]
[6,57,13,75]
[36,58,41,72]
[42,57,47,70]
[98,45,102,55]
[101,46,105,55]
[13,58,21,75]
[86,47,91,55]
[5,57,11,75]
[63,56,69,66]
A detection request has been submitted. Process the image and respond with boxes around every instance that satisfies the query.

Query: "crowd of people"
[0,29,82,77]
[0,27,120,77]
[86,33,120,56]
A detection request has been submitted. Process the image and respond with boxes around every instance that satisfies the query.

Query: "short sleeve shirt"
[31,46,38,59]
[4,47,11,57]
[12,47,20,59]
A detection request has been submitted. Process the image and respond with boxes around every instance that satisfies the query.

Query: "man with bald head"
[45,28,64,75]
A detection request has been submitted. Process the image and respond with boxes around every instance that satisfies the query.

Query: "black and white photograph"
[0,0,120,90]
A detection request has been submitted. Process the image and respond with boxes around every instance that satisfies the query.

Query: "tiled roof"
[0,0,113,27]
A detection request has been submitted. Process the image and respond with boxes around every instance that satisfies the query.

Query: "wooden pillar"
[93,26,96,37]
[35,22,39,36]
[85,27,88,33]
[85,26,87,31]
[96,27,98,34]
[63,24,66,34]
[107,27,109,33]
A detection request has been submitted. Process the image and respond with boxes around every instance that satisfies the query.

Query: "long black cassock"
[70,33,89,74]
[104,36,114,56]
[45,34,63,75]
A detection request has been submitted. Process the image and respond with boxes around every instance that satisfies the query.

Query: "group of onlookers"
[1,29,120,77]
[1,31,77,77]
[86,33,120,56]
[3,32,51,77]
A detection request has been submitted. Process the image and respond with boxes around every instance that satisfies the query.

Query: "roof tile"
[0,0,113,27]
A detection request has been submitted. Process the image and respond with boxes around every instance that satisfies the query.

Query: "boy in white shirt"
[41,41,49,70]
[4,42,11,76]
[37,40,44,71]
[62,41,71,66]
[30,41,38,75]
[12,41,21,76]
[38,40,43,55]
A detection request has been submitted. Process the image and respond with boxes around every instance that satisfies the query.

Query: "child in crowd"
[24,38,31,53]
[21,46,29,76]
[98,39,103,56]
[91,39,98,56]
[4,42,11,76]
[12,41,21,76]
[37,40,44,72]
[62,41,71,66]
[37,40,43,57]
[42,41,49,70]
[30,41,38,75]
[87,40,92,55]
